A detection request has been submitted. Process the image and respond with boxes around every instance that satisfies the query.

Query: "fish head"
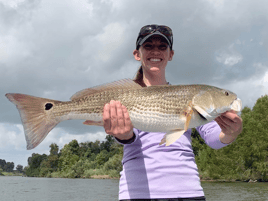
[192,86,242,121]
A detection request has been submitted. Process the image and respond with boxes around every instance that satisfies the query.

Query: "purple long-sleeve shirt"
[118,121,229,200]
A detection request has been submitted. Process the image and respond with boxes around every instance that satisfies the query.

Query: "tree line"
[19,95,268,181]
[25,135,123,178]
[0,159,23,175]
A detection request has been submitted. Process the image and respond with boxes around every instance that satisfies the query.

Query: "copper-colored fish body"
[6,79,242,149]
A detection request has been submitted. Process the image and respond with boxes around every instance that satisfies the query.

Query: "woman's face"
[133,36,174,74]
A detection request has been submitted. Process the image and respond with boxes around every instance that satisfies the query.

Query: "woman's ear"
[169,50,174,61]
[133,49,141,61]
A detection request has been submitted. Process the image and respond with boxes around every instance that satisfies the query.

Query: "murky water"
[202,181,268,201]
[0,176,119,201]
[1,176,268,201]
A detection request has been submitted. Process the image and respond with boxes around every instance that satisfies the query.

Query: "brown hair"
[133,66,146,87]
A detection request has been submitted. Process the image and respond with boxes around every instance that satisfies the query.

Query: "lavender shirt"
[118,121,228,200]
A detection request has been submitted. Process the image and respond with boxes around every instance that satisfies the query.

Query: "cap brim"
[138,31,172,48]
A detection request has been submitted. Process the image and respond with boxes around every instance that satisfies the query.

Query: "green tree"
[26,153,47,177]
[39,143,60,177]
[68,139,80,155]
[0,159,6,171]
[16,165,23,173]
[100,135,115,152]
[95,150,110,168]
[49,143,59,156]
[103,153,123,176]
[239,95,268,181]
[58,141,79,172]
[5,162,14,172]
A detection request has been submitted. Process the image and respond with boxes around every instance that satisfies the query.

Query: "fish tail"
[5,93,61,150]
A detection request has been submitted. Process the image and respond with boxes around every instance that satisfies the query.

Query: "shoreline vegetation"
[1,95,268,182]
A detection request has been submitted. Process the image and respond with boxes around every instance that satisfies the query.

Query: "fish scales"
[49,86,196,131]
[124,86,197,132]
[5,78,242,149]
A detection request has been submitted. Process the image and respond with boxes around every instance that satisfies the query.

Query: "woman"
[102,25,243,201]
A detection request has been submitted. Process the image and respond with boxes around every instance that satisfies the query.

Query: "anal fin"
[159,129,186,146]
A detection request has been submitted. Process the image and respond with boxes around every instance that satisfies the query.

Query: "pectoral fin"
[193,105,213,121]
[159,129,186,146]
[184,101,194,131]
[83,120,103,126]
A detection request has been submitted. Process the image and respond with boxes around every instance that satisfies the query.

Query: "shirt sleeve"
[114,128,140,145]
[196,121,229,149]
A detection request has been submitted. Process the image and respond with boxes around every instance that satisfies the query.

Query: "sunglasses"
[136,24,173,50]
[139,25,173,37]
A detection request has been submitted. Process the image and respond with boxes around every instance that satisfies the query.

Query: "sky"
[0,0,268,168]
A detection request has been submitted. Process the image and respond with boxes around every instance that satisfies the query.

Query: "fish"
[5,78,242,150]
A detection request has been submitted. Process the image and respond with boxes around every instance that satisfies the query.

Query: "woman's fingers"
[109,100,117,132]
[216,111,243,135]
[103,103,111,133]
[122,104,132,132]
[102,100,133,138]
[115,101,125,134]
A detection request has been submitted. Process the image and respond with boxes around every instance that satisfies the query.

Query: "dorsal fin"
[70,78,142,100]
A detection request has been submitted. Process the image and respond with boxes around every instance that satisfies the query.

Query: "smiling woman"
[100,24,243,201]
[133,36,174,77]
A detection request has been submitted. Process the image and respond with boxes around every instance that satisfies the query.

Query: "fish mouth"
[230,98,242,112]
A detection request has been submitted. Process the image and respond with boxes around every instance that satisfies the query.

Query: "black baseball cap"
[136,24,173,50]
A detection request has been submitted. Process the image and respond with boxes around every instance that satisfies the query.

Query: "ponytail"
[133,66,146,87]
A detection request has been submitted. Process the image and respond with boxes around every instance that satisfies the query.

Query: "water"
[0,176,119,201]
[1,176,268,201]
[202,181,268,201]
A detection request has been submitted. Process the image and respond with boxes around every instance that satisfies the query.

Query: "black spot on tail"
[45,103,53,110]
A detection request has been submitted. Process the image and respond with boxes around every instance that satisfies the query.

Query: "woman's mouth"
[148,58,162,62]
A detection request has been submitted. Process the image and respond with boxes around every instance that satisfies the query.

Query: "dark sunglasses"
[136,24,173,50]
[139,25,173,37]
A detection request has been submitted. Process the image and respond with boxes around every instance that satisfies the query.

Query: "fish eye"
[225,91,229,96]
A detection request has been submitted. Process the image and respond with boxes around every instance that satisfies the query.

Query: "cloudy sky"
[0,0,268,168]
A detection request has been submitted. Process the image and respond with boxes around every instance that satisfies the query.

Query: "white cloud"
[1,0,268,169]
[222,66,268,109]
[217,54,243,66]
[0,123,106,150]
[260,71,268,95]
[206,0,225,8]
[96,22,127,62]
[263,72,268,83]
[0,35,32,64]
[216,43,243,66]
[0,0,26,8]
[0,123,25,150]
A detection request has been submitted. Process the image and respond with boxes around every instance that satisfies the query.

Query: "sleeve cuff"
[196,121,230,149]
[114,128,139,145]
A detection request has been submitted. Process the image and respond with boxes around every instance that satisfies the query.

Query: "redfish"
[6,79,242,149]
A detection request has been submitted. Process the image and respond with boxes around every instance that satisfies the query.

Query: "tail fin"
[5,93,61,150]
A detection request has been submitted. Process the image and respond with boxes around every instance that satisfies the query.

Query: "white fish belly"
[59,112,103,122]
[129,110,185,132]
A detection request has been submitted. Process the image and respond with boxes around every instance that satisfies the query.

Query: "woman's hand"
[103,100,134,141]
[215,110,243,144]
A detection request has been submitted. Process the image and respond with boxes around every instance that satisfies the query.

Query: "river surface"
[1,176,268,201]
